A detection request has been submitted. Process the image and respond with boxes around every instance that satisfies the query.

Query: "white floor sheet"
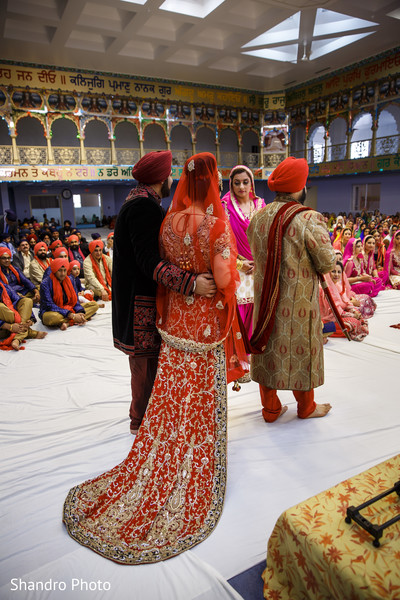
[1,286,399,600]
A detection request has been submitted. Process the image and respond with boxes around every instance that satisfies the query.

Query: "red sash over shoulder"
[250,201,309,354]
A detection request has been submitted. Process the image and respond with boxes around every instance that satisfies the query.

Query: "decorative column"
[238,140,242,165]
[11,134,20,165]
[110,137,117,165]
[79,136,86,164]
[139,138,144,158]
[304,106,310,162]
[46,135,54,164]
[371,118,377,158]
[324,102,329,162]
[371,83,379,157]
[346,95,353,160]
[215,140,221,166]
[259,133,264,168]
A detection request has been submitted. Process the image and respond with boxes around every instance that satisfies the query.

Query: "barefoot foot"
[36,331,48,339]
[11,339,21,350]
[60,322,68,331]
[304,403,332,418]
[279,405,289,418]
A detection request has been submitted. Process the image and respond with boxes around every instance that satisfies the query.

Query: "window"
[352,184,380,212]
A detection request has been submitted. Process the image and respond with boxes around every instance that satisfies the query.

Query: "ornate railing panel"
[19,146,47,165]
[53,146,80,164]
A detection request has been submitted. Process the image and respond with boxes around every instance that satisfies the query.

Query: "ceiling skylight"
[313,9,377,36]
[242,12,300,48]
[241,7,379,63]
[120,0,148,5]
[242,44,298,63]
[310,32,374,60]
[159,0,225,18]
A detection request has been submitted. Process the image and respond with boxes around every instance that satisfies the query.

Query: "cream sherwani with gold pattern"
[247,197,336,391]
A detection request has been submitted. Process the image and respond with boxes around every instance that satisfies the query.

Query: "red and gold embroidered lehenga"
[63,153,241,564]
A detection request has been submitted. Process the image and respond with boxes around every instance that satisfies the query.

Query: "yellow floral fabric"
[263,455,400,600]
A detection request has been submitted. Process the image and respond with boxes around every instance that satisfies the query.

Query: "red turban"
[27,234,38,242]
[67,235,79,244]
[0,248,12,258]
[132,151,172,184]
[49,240,63,250]
[53,247,68,259]
[68,260,80,274]
[50,258,69,274]
[89,240,104,254]
[107,232,114,239]
[34,242,48,255]
[268,157,309,193]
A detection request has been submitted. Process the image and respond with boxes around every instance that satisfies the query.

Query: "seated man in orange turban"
[248,156,337,422]
[39,258,99,330]
[0,280,47,350]
[83,240,112,301]
[29,242,52,288]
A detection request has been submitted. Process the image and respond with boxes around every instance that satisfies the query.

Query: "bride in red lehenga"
[63,153,242,564]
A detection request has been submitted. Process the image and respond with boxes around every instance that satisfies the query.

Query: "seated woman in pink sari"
[343,238,381,298]
[380,229,400,289]
[319,262,369,342]
[221,165,265,377]
[362,234,385,293]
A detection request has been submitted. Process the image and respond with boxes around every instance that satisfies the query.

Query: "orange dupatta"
[90,255,112,299]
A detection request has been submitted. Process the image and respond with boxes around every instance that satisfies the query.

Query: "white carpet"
[1,287,399,600]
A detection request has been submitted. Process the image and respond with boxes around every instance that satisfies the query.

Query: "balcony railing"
[1,133,398,171]
[292,133,400,163]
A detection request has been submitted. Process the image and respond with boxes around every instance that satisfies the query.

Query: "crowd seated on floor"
[0,208,399,351]
[0,211,115,350]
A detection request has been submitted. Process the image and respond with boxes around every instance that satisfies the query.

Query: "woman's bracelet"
[236,258,244,271]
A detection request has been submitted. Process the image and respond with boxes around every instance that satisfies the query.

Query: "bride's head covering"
[168,152,226,221]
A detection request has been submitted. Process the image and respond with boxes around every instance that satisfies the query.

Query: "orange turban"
[0,247,12,258]
[53,247,68,259]
[268,157,309,193]
[132,151,172,184]
[34,242,48,255]
[67,235,79,244]
[89,240,104,254]
[49,240,62,250]
[68,260,80,274]
[50,258,69,274]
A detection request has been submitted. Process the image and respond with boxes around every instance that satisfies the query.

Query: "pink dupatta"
[221,165,265,260]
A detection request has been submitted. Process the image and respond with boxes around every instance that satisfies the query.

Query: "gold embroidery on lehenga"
[63,206,231,565]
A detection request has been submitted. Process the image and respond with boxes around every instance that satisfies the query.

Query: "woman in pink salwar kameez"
[343,238,381,298]
[380,230,400,289]
[221,165,265,378]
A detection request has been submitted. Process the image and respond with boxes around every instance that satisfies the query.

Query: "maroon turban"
[50,258,69,274]
[89,239,104,254]
[268,157,309,193]
[132,151,172,184]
